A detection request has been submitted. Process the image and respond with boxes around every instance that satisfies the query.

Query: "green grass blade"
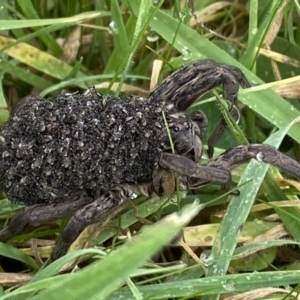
[0,243,38,270]
[240,0,281,69]
[109,270,300,299]
[0,23,72,53]
[204,122,297,299]
[16,0,62,56]
[115,0,153,96]
[263,173,300,242]
[2,203,202,300]
[0,59,52,90]
[233,240,300,260]
[0,36,86,85]
[0,12,106,30]
[110,0,130,59]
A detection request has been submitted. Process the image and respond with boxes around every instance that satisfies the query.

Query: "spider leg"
[150,60,250,156]
[50,185,133,261]
[0,193,93,242]
[185,144,300,189]
[152,167,176,197]
[189,110,208,140]
[159,153,231,184]
[149,59,250,112]
[208,144,300,179]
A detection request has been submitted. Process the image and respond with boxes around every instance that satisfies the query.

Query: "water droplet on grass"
[181,47,192,61]
[222,279,236,291]
[108,21,118,35]
[147,31,159,42]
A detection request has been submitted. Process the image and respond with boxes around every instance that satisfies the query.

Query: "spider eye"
[172,127,179,132]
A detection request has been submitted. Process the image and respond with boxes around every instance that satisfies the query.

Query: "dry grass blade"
[273,80,300,99]
[225,287,300,300]
[95,82,149,96]
[150,59,163,91]
[251,200,300,212]
[57,26,82,64]
[262,0,290,81]
[258,47,300,68]
[214,200,300,217]
[263,0,289,47]
[244,224,289,245]
[277,178,300,191]
[182,221,282,247]
[0,273,33,287]
[189,2,248,27]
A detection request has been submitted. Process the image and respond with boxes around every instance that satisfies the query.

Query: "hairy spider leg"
[149,60,250,157]
[185,144,300,189]
[0,193,93,242]
[50,185,133,261]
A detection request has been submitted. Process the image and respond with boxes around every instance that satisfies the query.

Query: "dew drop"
[179,11,187,22]
[222,279,236,291]
[147,30,159,42]
[200,250,215,266]
[108,21,118,35]
[181,47,192,61]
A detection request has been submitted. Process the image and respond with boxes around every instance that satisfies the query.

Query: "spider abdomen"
[0,90,166,205]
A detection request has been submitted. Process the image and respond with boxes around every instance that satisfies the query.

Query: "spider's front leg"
[149,59,250,112]
[208,144,300,179]
[153,153,232,197]
[185,144,300,190]
[150,60,250,157]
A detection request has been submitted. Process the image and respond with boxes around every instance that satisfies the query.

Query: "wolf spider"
[0,59,299,261]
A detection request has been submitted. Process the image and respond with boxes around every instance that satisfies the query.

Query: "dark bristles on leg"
[208,144,300,179]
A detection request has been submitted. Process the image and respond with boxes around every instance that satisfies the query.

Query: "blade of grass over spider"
[95,197,169,244]
[126,0,300,145]
[1,249,107,300]
[252,118,300,242]
[3,203,202,300]
[244,0,258,142]
[162,111,182,209]
[203,120,298,300]
[94,179,243,246]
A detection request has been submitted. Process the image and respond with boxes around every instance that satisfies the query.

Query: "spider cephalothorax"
[0,59,300,261]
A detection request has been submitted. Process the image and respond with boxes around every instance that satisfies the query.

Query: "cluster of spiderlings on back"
[0,89,169,205]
